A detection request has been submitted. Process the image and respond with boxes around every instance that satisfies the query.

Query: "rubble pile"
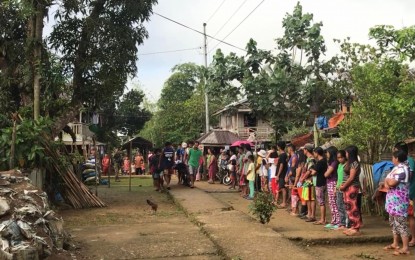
[0,170,69,259]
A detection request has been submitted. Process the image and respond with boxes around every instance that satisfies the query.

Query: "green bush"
[282,126,310,141]
[249,192,276,224]
[0,117,52,169]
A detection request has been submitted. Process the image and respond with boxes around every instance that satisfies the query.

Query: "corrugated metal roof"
[197,130,241,146]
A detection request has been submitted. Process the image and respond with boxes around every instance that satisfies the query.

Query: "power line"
[138,47,201,56]
[154,12,245,52]
[209,0,265,53]
[211,0,248,39]
[206,0,227,23]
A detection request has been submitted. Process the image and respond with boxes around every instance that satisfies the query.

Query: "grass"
[63,177,183,228]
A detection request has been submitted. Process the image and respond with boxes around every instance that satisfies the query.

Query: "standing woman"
[336,150,349,229]
[207,148,218,184]
[324,146,340,229]
[295,149,307,218]
[383,150,411,256]
[228,150,237,189]
[340,145,362,236]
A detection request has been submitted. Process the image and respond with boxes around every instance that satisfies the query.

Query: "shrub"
[249,192,276,224]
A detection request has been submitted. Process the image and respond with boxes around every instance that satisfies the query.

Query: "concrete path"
[169,185,312,260]
[195,181,391,245]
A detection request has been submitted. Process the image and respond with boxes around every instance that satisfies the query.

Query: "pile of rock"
[0,170,69,259]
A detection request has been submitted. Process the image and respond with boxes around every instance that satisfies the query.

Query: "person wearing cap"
[176,142,187,162]
[257,150,268,192]
[241,144,253,198]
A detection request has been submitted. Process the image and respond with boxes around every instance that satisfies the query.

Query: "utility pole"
[203,23,210,134]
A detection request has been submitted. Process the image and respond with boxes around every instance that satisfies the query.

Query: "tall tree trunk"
[33,3,44,120]
[25,0,46,120]
[9,119,17,169]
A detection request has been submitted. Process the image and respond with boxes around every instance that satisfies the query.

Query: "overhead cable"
[211,0,248,39]
[154,12,245,52]
[209,0,265,53]
[138,47,201,56]
[206,0,227,23]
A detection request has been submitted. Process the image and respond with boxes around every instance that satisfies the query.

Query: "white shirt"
[270,164,277,178]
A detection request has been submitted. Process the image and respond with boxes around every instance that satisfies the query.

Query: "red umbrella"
[231,140,254,147]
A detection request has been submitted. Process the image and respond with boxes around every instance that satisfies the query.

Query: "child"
[101,154,111,176]
[246,155,255,200]
[122,156,130,175]
[383,150,411,256]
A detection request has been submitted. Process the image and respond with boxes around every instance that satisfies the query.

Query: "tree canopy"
[0,0,157,147]
[140,63,232,147]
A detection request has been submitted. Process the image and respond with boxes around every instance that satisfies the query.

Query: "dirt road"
[59,177,411,260]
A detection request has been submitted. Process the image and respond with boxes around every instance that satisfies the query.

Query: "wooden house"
[213,99,274,142]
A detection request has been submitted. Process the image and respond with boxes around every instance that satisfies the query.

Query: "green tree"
[140,63,229,146]
[209,2,338,139]
[1,0,157,132]
[339,58,415,163]
[49,0,157,134]
[116,89,151,136]
[369,25,415,61]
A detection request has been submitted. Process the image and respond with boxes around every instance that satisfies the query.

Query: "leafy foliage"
[140,63,230,147]
[282,125,310,141]
[0,117,52,170]
[369,25,415,61]
[209,3,339,139]
[249,192,276,224]
[339,59,415,163]
[1,0,156,137]
[115,89,152,136]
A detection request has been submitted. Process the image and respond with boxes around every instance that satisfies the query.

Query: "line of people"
[149,141,204,191]
[145,139,414,256]
[227,141,414,256]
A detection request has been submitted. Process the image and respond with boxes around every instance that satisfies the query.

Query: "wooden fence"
[361,163,385,216]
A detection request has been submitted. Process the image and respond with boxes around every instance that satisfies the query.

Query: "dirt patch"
[193,181,405,259]
[59,181,220,259]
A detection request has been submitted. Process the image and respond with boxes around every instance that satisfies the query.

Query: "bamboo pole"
[9,118,17,169]
[40,134,106,208]
[129,139,132,192]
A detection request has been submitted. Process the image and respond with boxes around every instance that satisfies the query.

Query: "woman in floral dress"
[383,150,411,256]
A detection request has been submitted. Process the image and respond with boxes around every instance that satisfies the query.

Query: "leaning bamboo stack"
[40,135,106,209]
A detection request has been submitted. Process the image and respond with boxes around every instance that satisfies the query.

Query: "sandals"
[409,241,415,247]
[384,245,400,251]
[305,217,317,222]
[345,229,361,236]
[393,250,410,256]
[313,221,326,225]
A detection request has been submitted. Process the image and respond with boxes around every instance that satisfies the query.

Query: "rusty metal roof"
[197,130,241,147]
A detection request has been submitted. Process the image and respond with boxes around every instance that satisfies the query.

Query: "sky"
[42,1,415,101]
[133,0,415,102]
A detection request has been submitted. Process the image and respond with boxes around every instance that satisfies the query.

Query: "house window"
[244,114,257,127]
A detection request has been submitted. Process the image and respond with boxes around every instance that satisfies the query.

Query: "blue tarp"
[372,161,394,187]
[316,116,329,129]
